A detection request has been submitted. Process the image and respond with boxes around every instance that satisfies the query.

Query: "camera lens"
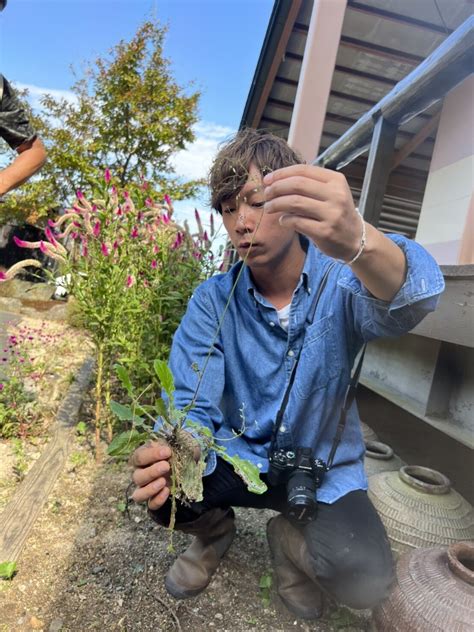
[286,470,318,525]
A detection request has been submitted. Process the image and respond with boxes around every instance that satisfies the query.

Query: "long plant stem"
[105,368,113,443]
[189,209,265,409]
[94,345,104,459]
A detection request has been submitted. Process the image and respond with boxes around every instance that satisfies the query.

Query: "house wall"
[416,75,474,264]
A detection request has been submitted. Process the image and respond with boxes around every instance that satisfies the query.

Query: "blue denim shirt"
[167,235,444,504]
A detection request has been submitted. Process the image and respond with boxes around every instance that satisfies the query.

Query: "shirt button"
[287,349,294,357]
[280,425,287,433]
[257,463,263,469]
[269,321,275,327]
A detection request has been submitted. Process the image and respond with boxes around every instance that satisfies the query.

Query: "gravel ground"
[0,434,371,632]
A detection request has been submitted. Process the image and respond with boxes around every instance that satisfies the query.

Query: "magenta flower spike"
[82,244,88,258]
[153,245,160,254]
[13,235,41,249]
[162,213,170,225]
[151,260,157,269]
[104,168,111,184]
[126,275,135,288]
[194,209,201,222]
[145,197,153,207]
[203,230,209,242]
[101,243,109,257]
[76,190,84,200]
[164,194,172,206]
[113,240,119,251]
[93,221,101,237]
[131,226,139,239]
[0,271,7,281]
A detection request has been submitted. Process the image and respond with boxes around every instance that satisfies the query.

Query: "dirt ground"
[0,428,371,632]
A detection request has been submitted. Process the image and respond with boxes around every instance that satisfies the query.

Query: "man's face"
[221,163,299,270]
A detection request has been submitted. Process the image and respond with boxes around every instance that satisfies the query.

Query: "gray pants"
[151,457,394,609]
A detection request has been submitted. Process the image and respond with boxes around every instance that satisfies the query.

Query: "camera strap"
[270,260,367,468]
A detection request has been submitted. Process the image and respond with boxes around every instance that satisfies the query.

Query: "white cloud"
[171,121,235,181]
[12,82,78,111]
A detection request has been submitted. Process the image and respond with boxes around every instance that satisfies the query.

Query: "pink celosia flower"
[164,194,172,206]
[203,230,209,242]
[104,168,111,184]
[137,212,143,221]
[13,236,40,249]
[153,245,160,254]
[162,213,170,225]
[93,221,101,237]
[126,275,135,288]
[76,190,84,200]
[131,226,139,239]
[151,260,157,269]
[145,197,153,207]
[113,240,119,250]
[194,209,201,223]
[101,243,109,256]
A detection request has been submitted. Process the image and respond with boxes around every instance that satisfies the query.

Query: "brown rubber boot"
[267,514,323,619]
[164,507,236,599]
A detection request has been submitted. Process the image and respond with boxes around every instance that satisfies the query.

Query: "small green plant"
[107,361,267,542]
[11,438,28,482]
[0,561,17,580]
[259,570,273,608]
[69,451,88,469]
[75,421,87,436]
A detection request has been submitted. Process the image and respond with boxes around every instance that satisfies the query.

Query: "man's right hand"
[130,441,172,510]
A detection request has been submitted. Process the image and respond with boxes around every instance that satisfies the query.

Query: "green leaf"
[185,418,213,438]
[153,360,174,399]
[114,364,133,396]
[215,449,268,494]
[75,421,87,436]
[259,572,272,589]
[110,400,143,422]
[0,561,17,580]
[116,501,127,513]
[107,430,148,457]
[154,398,169,421]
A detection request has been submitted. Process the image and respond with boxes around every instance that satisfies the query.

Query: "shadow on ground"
[0,432,370,632]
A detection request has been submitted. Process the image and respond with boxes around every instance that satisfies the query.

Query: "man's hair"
[209,128,304,213]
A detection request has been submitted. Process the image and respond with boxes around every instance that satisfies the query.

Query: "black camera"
[268,447,327,525]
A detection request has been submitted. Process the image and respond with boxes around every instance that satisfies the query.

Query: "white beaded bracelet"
[340,207,366,266]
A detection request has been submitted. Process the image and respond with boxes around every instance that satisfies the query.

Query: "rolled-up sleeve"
[338,234,445,341]
[0,75,37,150]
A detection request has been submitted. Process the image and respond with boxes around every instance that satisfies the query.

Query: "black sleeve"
[0,74,37,150]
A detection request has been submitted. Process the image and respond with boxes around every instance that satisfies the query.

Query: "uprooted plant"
[107,360,267,545]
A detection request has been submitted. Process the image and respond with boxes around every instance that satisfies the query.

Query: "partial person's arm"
[0,136,47,196]
[0,75,47,196]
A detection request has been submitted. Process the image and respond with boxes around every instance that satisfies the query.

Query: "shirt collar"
[242,236,319,299]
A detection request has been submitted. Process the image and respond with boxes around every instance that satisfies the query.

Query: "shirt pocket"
[294,313,341,399]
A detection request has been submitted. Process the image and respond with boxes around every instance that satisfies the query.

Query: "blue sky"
[0,0,274,233]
